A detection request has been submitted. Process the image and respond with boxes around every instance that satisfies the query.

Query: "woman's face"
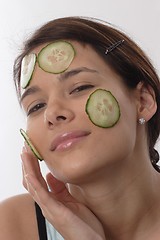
[21,41,138,184]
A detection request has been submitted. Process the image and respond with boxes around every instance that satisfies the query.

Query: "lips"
[50,131,91,151]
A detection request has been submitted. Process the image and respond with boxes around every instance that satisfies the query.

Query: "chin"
[46,157,104,186]
[50,168,88,184]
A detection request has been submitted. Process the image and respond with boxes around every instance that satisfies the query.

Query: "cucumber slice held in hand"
[20,129,43,161]
[20,53,37,89]
[85,89,121,128]
[37,41,75,74]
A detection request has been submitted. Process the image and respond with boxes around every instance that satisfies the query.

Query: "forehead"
[21,40,125,96]
[21,40,123,92]
[31,40,105,71]
[20,40,127,104]
[33,40,89,54]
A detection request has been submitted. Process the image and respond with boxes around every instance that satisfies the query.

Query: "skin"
[0,41,160,240]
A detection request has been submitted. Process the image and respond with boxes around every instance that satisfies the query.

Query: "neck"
[68,157,160,240]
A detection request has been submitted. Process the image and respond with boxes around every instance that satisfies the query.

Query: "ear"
[136,82,157,122]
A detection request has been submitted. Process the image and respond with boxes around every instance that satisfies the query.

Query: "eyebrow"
[20,86,41,104]
[20,67,99,103]
[58,67,99,81]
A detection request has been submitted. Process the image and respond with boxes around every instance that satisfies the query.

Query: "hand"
[21,146,106,240]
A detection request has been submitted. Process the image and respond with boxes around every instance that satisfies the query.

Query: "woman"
[0,16,160,240]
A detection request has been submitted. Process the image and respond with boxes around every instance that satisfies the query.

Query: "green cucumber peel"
[20,129,43,161]
[85,89,121,128]
[20,53,37,89]
[37,41,75,74]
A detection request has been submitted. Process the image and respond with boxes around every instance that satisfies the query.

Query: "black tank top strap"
[35,202,48,240]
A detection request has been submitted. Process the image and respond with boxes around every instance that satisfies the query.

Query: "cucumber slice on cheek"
[20,53,37,89]
[37,41,75,74]
[85,89,121,128]
[20,129,43,161]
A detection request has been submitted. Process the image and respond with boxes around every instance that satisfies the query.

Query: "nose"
[44,99,75,128]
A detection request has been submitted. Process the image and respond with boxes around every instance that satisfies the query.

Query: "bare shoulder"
[0,193,39,240]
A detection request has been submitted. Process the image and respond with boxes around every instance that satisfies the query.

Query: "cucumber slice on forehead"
[20,53,37,89]
[37,41,75,73]
[20,129,43,161]
[85,89,120,128]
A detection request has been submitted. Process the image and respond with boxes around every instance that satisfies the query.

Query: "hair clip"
[105,39,124,54]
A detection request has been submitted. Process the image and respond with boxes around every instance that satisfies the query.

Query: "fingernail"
[24,141,29,150]
[22,146,27,153]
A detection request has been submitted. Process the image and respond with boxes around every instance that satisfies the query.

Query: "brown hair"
[13,16,160,171]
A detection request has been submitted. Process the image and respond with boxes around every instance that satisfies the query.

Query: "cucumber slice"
[20,129,43,161]
[20,53,37,89]
[37,41,75,74]
[85,89,120,128]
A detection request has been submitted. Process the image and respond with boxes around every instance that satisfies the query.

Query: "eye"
[27,102,46,116]
[70,84,94,94]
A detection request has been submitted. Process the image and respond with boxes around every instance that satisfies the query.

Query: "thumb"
[46,173,67,194]
[46,173,75,202]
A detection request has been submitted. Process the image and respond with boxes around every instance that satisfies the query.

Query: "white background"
[0,0,160,201]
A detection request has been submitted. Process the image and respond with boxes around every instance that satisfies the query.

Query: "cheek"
[26,118,45,149]
[110,106,137,159]
[91,128,136,170]
[26,119,37,136]
[92,98,137,161]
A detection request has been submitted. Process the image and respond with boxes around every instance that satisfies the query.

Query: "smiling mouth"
[55,136,87,151]
[50,131,91,152]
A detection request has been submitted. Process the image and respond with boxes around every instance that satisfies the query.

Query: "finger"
[25,173,65,217]
[21,160,28,190]
[21,148,48,190]
[25,173,79,229]
[21,144,42,179]
[46,172,66,194]
[21,146,31,190]
[25,173,105,239]
[24,142,41,174]
[46,173,76,203]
